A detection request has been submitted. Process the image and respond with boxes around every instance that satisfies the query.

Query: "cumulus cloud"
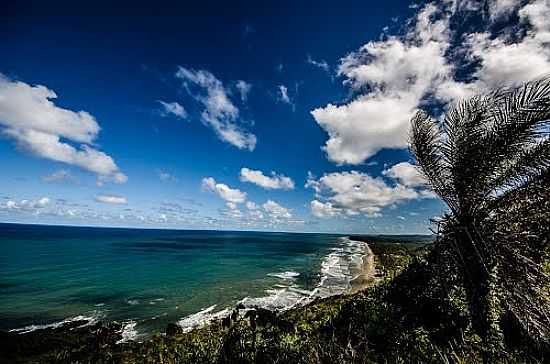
[235,80,252,102]
[382,162,427,188]
[225,201,238,210]
[246,201,259,210]
[248,209,264,220]
[158,100,187,119]
[239,168,295,190]
[95,195,127,205]
[213,194,293,225]
[201,177,247,204]
[310,200,342,218]
[1,197,50,210]
[462,1,550,92]
[176,67,256,150]
[311,4,451,164]
[262,200,292,220]
[488,0,521,20]
[0,74,127,183]
[307,170,434,218]
[311,0,550,165]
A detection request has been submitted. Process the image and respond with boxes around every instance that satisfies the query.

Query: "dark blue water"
[0,223,354,338]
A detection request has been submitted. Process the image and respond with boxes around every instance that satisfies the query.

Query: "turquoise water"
[0,223,367,339]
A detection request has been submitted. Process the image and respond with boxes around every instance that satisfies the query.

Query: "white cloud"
[311,4,452,164]
[95,195,127,205]
[277,85,292,104]
[158,170,177,182]
[201,177,247,204]
[0,74,127,183]
[304,171,321,193]
[310,200,342,218]
[158,100,187,119]
[382,162,427,188]
[43,170,76,183]
[1,197,50,210]
[213,198,294,226]
[435,1,550,102]
[488,0,521,20]
[312,0,550,165]
[225,201,238,210]
[176,67,256,150]
[246,201,259,210]
[465,2,550,92]
[262,200,292,220]
[223,206,243,219]
[235,80,252,102]
[307,170,435,218]
[248,209,264,220]
[307,55,330,73]
[239,167,295,190]
[215,198,295,225]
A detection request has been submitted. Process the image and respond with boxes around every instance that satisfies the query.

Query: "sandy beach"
[350,244,379,293]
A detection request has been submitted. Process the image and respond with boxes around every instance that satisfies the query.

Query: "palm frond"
[409,110,456,212]
[410,77,550,353]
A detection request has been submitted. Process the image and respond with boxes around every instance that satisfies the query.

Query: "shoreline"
[349,243,379,293]
[5,237,377,338]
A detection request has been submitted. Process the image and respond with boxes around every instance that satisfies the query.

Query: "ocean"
[0,223,372,341]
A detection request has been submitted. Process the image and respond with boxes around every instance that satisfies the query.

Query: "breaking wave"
[176,237,369,333]
[9,312,104,334]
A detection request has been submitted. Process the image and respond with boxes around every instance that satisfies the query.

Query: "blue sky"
[0,0,548,233]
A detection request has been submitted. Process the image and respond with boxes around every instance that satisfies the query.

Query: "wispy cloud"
[306,55,330,74]
[158,100,187,119]
[43,170,78,184]
[235,80,252,102]
[277,84,296,111]
[176,67,256,150]
[95,194,127,205]
[158,170,178,182]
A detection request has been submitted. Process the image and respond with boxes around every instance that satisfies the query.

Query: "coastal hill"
[1,235,544,363]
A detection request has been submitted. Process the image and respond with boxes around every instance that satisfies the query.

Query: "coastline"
[349,243,379,293]
[4,236,377,340]
[1,237,429,363]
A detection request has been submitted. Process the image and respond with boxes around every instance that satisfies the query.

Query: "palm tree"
[409,78,550,360]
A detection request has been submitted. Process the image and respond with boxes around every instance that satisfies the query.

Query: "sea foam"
[9,312,104,334]
[117,320,140,344]
[176,237,369,333]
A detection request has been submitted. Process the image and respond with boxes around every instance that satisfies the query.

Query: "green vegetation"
[1,79,548,363]
[410,78,550,361]
[1,237,547,363]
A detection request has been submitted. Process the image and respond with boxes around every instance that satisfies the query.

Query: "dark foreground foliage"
[410,78,550,361]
